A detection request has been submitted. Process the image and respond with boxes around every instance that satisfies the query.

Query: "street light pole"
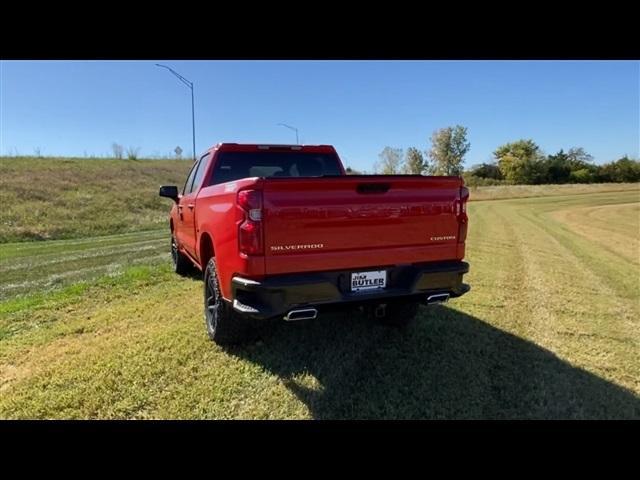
[277,123,299,144]
[155,64,196,162]
[190,85,195,162]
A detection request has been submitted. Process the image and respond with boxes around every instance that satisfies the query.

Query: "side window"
[182,161,199,195]
[188,153,210,194]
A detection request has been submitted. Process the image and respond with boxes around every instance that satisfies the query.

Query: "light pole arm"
[155,64,193,89]
[156,64,196,161]
[277,123,299,144]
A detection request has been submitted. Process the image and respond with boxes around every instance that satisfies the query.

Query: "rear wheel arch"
[204,257,257,345]
[199,232,215,269]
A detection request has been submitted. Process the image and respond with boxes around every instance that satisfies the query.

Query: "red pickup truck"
[159,143,470,344]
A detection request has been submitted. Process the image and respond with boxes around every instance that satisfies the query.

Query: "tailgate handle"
[356,183,390,194]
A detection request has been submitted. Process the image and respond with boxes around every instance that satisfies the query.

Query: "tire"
[171,234,192,276]
[372,300,420,327]
[204,257,256,345]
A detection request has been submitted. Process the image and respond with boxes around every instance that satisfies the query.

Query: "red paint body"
[169,143,468,301]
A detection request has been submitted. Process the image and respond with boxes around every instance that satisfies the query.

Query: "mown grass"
[0,156,191,242]
[467,182,639,201]
[0,230,168,300]
[0,186,638,419]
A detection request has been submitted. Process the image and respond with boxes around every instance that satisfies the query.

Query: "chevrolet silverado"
[159,143,470,344]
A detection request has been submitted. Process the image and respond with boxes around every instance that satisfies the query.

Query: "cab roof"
[211,143,337,154]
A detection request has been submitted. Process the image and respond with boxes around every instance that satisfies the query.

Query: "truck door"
[180,152,210,259]
[176,160,199,252]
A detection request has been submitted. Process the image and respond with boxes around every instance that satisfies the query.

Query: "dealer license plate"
[351,270,387,292]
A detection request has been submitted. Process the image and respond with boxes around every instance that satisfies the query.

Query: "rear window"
[209,151,343,185]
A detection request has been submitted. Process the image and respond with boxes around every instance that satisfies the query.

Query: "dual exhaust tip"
[283,294,449,321]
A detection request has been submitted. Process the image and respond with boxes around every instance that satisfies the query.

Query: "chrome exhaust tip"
[426,293,450,304]
[283,308,318,321]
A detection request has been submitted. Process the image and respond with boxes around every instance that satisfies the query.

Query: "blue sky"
[1,60,638,172]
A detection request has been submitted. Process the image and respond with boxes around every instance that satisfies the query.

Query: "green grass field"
[467,182,639,201]
[1,182,638,418]
[0,156,191,242]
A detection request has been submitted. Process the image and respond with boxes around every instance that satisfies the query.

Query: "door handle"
[177,205,184,210]
[187,204,195,210]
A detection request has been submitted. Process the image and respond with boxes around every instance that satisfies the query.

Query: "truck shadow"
[226,305,640,419]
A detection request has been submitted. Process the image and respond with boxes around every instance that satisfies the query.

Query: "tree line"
[467,140,639,185]
[365,126,639,184]
[374,125,470,176]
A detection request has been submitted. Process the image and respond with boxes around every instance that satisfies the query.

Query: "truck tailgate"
[262,176,464,275]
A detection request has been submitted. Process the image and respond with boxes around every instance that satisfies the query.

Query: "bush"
[462,172,508,187]
[469,163,503,180]
[569,168,596,184]
[597,157,640,183]
[126,146,141,161]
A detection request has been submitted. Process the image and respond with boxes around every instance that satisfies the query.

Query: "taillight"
[460,186,469,212]
[237,189,263,256]
[458,186,469,243]
[237,190,263,221]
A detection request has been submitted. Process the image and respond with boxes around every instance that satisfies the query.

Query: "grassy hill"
[0,157,192,242]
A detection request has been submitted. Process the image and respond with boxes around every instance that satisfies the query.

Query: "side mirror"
[159,185,179,202]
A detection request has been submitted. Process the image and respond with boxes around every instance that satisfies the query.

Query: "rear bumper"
[231,260,470,320]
